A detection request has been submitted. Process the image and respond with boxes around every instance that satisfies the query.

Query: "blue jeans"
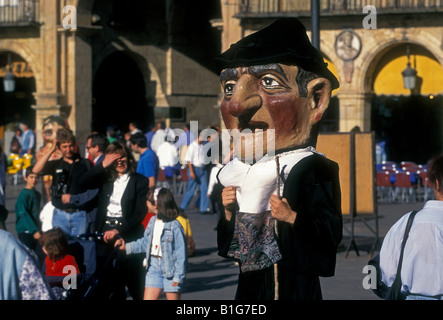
[180,166,209,213]
[52,208,87,238]
[145,256,182,292]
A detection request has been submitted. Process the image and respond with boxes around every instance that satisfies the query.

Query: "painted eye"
[224,81,236,96]
[260,76,281,89]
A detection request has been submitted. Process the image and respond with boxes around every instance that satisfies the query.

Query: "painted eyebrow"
[219,68,238,82]
[249,64,288,81]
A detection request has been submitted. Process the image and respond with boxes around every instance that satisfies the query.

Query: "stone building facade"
[2,0,443,163]
[0,0,222,151]
[215,0,443,163]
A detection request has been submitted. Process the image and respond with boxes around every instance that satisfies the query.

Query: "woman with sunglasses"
[80,140,149,300]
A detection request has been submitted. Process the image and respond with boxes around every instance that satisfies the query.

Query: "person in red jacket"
[40,227,80,299]
[40,227,79,277]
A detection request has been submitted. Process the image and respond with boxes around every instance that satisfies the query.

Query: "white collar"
[218,147,320,213]
[115,173,130,183]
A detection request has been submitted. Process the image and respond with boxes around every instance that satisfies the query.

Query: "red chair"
[377,171,394,202]
[393,171,417,202]
[419,170,434,201]
[381,161,398,171]
[157,169,166,182]
[176,168,188,195]
[156,169,175,192]
[400,161,417,170]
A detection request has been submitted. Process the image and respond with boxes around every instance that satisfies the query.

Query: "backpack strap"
[390,210,418,299]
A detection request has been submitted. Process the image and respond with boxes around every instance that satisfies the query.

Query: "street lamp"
[401,45,417,90]
[3,54,15,93]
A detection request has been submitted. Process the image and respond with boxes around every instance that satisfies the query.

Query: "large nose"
[227,74,262,117]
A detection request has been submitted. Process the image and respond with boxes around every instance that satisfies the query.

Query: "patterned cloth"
[219,148,319,273]
[228,211,282,272]
[51,286,68,300]
[19,255,54,300]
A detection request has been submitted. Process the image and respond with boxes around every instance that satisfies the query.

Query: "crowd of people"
[1,16,442,302]
[0,119,222,300]
[8,122,36,157]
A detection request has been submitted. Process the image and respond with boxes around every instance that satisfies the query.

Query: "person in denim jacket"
[116,187,187,300]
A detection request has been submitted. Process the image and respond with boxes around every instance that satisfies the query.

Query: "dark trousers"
[236,265,322,300]
[92,242,145,300]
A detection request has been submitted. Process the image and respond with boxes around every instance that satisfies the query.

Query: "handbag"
[369,210,418,300]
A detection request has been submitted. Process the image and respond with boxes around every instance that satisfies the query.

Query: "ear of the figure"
[306,78,332,125]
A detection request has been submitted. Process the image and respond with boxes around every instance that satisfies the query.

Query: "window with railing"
[0,0,39,26]
[239,0,443,15]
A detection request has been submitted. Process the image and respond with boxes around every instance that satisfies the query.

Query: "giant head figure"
[41,115,68,146]
[215,18,339,162]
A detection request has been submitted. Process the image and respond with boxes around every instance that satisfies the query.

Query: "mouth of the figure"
[238,121,269,132]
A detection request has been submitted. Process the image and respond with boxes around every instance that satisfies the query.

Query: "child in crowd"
[15,167,43,256]
[40,227,80,299]
[40,227,80,276]
[116,187,187,300]
[141,187,157,230]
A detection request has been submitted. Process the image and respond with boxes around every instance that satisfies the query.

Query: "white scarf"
[218,147,321,214]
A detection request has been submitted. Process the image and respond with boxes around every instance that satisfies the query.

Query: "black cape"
[217,153,342,300]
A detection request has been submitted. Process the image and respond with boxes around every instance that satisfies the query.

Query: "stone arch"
[92,49,164,133]
[92,45,169,116]
[360,33,443,164]
[124,50,169,108]
[321,40,342,86]
[72,0,95,26]
[0,41,41,93]
[321,48,341,132]
[359,32,443,95]
[0,45,39,150]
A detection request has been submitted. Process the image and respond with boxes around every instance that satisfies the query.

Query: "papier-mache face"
[215,18,339,162]
[42,115,67,144]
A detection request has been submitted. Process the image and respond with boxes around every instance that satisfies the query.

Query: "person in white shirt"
[379,152,443,300]
[157,138,180,178]
[129,122,142,135]
[150,121,176,153]
[19,122,35,156]
[179,132,210,214]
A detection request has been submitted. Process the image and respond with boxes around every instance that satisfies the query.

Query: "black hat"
[215,18,339,90]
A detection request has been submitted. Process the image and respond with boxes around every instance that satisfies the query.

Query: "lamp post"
[3,54,15,93]
[401,45,417,90]
[311,0,320,49]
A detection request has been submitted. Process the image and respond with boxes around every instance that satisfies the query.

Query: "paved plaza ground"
[2,176,424,301]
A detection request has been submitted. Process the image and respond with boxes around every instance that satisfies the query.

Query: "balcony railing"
[0,0,40,26]
[238,0,443,16]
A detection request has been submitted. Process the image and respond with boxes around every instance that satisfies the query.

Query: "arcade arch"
[93,51,148,134]
[368,42,443,164]
[0,50,37,152]
[322,55,340,132]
